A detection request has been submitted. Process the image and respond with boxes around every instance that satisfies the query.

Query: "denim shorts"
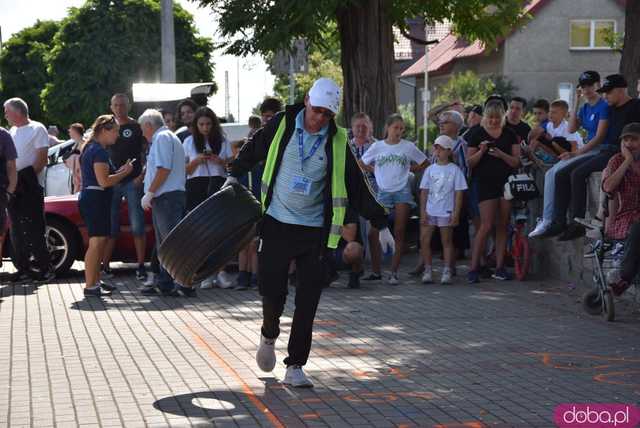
[377,184,416,209]
[110,179,145,237]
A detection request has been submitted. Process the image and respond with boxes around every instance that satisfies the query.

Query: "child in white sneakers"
[419,135,468,284]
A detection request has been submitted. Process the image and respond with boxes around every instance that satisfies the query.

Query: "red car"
[4,194,155,276]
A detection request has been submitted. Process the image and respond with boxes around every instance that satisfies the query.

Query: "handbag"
[504,172,539,201]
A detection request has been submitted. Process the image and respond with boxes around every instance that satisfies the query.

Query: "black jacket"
[230,103,388,243]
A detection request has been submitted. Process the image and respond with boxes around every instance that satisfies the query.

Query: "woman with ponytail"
[79,115,133,297]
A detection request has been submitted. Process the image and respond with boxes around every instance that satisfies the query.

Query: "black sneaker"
[34,270,56,284]
[362,273,382,281]
[479,265,494,279]
[557,223,586,241]
[135,265,147,281]
[140,285,158,295]
[84,286,112,297]
[347,272,361,289]
[175,285,196,297]
[9,271,30,284]
[99,281,117,292]
[537,221,565,238]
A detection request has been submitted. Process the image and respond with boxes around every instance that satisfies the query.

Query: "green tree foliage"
[196,0,527,135]
[41,0,214,127]
[433,71,516,107]
[0,20,60,125]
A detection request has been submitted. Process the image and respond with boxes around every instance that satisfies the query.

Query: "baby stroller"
[578,194,638,322]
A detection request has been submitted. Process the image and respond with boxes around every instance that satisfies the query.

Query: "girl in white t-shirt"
[183,107,232,212]
[419,135,468,285]
[360,114,428,285]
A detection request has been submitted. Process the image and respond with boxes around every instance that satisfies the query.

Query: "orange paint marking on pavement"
[187,326,285,428]
[315,320,339,326]
[388,367,408,379]
[593,370,640,387]
[352,370,378,380]
[434,422,487,428]
[314,331,338,338]
[528,352,640,365]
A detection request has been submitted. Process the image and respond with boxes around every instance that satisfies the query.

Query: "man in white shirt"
[3,97,53,283]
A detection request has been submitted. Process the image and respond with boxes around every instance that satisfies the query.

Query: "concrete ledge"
[531,172,638,303]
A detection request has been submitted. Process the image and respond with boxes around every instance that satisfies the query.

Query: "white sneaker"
[441,268,452,285]
[388,273,399,285]
[528,218,551,238]
[142,272,156,287]
[256,334,276,372]
[283,365,313,388]
[216,271,235,289]
[200,275,215,289]
[421,268,433,284]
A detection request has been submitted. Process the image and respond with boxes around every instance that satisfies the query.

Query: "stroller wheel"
[603,291,615,322]
[582,289,603,315]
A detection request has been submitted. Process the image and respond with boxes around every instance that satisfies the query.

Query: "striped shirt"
[266,110,328,227]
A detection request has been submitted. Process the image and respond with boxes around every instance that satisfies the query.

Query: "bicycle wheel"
[513,225,530,281]
[582,289,603,315]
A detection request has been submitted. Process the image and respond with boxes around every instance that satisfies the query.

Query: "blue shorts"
[80,189,112,237]
[377,184,416,209]
[110,179,145,237]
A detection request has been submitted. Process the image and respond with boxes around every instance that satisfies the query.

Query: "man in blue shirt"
[138,109,191,297]
[552,73,640,240]
[530,71,609,239]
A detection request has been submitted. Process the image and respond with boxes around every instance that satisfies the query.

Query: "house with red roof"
[399,0,625,127]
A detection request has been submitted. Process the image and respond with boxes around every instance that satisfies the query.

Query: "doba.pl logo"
[554,404,640,427]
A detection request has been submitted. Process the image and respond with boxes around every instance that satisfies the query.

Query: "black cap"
[597,74,628,93]
[578,71,600,87]
[467,104,483,115]
[620,122,640,139]
[484,94,507,111]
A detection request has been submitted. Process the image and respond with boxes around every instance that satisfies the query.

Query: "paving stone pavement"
[0,255,639,428]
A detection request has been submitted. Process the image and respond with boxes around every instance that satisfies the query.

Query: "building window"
[570,19,616,50]
[558,83,573,106]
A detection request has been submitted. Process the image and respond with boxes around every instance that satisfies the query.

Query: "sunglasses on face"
[311,106,335,119]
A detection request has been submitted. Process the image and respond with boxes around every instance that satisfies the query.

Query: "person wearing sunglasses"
[223,77,393,388]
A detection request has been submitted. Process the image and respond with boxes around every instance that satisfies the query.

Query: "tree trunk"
[336,0,397,138]
[620,0,640,97]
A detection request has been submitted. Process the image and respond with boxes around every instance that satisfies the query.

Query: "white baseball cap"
[308,78,341,114]
[434,135,455,150]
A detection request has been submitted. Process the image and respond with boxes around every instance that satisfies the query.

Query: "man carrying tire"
[225,78,394,387]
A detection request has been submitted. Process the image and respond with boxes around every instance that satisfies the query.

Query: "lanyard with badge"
[291,128,324,195]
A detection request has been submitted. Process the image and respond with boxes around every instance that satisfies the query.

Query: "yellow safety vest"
[261,116,348,249]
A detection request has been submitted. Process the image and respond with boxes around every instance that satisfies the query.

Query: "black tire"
[9,217,79,277]
[158,183,262,286]
[581,289,603,316]
[603,291,615,322]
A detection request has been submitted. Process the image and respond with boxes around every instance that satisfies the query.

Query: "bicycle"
[509,200,531,281]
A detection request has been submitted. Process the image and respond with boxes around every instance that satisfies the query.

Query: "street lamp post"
[161,0,176,83]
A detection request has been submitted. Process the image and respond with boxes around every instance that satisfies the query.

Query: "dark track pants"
[8,184,50,274]
[258,215,325,367]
